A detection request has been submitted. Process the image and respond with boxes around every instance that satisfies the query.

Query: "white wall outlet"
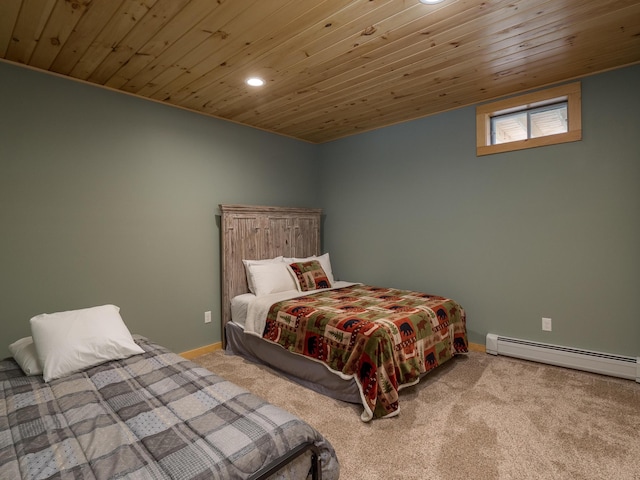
[204,311,212,324]
[542,317,552,331]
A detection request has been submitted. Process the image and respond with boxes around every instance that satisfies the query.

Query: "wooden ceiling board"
[228,0,543,126]
[5,0,56,64]
[29,0,91,70]
[144,0,301,102]
[231,1,571,132]
[2,0,639,143]
[102,0,222,89]
[0,0,22,57]
[49,0,126,75]
[86,0,192,84]
[68,0,158,80]
[156,0,359,108]
[118,0,260,95]
[191,0,462,117]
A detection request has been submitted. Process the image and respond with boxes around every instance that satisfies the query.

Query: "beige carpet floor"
[194,350,640,480]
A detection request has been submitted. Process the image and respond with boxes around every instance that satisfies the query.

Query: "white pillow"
[284,252,335,285]
[30,304,145,382]
[242,256,284,293]
[246,262,298,296]
[8,336,42,376]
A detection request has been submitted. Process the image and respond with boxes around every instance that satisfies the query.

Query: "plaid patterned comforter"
[0,336,339,480]
[263,285,468,421]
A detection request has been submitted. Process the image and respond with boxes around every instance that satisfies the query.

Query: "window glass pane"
[530,103,567,138]
[491,112,527,144]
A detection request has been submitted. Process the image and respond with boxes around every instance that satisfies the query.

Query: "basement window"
[476,82,581,156]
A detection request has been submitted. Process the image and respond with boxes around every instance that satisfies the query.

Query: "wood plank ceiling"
[1,0,639,143]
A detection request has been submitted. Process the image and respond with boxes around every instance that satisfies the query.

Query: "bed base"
[225,321,362,404]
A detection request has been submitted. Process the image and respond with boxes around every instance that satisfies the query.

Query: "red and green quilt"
[262,284,468,421]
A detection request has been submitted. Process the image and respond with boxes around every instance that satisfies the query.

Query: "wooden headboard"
[219,204,322,345]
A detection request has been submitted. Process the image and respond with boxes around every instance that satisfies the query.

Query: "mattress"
[0,335,339,480]
[231,284,468,421]
[231,281,356,330]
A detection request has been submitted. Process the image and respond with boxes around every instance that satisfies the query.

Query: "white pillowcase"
[242,256,284,294]
[247,262,298,296]
[284,252,335,285]
[8,336,42,376]
[30,304,144,382]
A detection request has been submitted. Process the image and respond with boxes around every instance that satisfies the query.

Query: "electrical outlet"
[204,311,211,324]
[542,317,552,331]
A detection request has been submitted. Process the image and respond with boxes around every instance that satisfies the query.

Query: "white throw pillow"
[284,252,335,285]
[247,262,298,296]
[8,336,42,376]
[30,304,145,382]
[242,256,284,293]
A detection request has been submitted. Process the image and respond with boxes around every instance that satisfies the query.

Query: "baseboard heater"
[486,333,640,383]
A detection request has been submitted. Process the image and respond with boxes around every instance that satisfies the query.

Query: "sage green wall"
[318,65,640,357]
[0,61,319,359]
[2,60,638,361]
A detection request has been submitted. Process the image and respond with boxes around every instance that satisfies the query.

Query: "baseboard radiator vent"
[486,333,639,383]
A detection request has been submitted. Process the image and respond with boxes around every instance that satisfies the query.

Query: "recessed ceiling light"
[246,77,265,87]
[419,0,445,4]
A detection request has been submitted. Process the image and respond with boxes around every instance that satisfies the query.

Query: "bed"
[220,204,468,422]
[1,305,340,480]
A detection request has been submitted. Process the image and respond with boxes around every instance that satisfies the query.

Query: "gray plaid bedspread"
[0,336,339,480]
